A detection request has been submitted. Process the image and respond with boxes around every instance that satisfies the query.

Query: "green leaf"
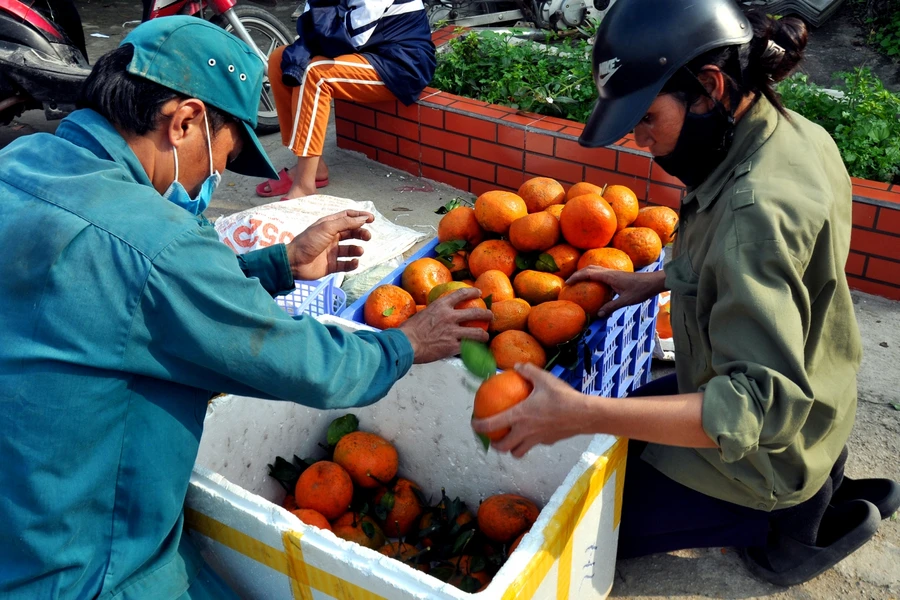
[380,490,396,511]
[460,339,497,380]
[435,198,464,214]
[382,306,395,317]
[474,426,491,452]
[429,566,455,582]
[452,529,475,554]
[515,254,534,271]
[435,239,467,256]
[361,521,376,539]
[326,414,358,446]
[458,575,482,593]
[891,402,900,411]
[374,505,388,521]
[469,555,487,573]
[484,294,493,310]
[267,456,302,492]
[535,253,560,273]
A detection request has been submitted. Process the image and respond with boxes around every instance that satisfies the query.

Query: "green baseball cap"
[121,16,279,180]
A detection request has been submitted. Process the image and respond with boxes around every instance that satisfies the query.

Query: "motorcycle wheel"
[212,6,294,135]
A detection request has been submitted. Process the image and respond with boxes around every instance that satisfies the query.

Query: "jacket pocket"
[665,253,701,359]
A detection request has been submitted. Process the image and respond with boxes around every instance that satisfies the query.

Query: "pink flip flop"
[256,168,329,197]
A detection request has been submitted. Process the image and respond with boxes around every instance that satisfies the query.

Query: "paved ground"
[2,5,898,598]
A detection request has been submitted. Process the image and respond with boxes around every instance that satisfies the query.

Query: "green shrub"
[433,32,900,183]
[865,5,900,58]
[778,68,900,183]
[432,30,596,122]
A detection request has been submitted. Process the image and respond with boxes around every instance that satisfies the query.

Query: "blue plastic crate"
[275,274,346,318]
[341,238,663,398]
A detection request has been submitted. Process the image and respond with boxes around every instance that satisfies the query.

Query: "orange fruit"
[576,247,634,272]
[374,478,425,537]
[566,181,604,202]
[657,303,673,338]
[401,257,452,305]
[378,542,427,571]
[541,244,581,280]
[477,494,540,543]
[438,206,485,247]
[488,298,531,334]
[417,508,475,549]
[527,300,586,347]
[509,531,526,554]
[603,185,640,232]
[513,270,564,306]
[291,508,333,532]
[633,206,679,245]
[282,494,299,511]
[426,281,489,330]
[558,281,612,317]
[612,227,663,269]
[416,304,426,313]
[468,239,518,279]
[559,194,618,249]
[425,281,471,304]
[294,461,354,521]
[333,431,399,489]
[508,211,561,252]
[545,204,565,220]
[473,370,533,441]
[445,250,470,281]
[474,270,515,303]
[447,556,492,592]
[490,330,547,370]
[517,177,565,213]
[474,190,528,235]
[364,284,417,329]
[332,512,386,550]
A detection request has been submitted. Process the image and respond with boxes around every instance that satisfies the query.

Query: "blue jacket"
[0,109,414,599]
[281,0,436,105]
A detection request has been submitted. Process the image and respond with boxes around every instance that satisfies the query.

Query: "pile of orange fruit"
[363,177,678,374]
[269,415,541,593]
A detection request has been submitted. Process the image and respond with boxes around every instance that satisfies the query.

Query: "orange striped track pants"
[269,46,397,158]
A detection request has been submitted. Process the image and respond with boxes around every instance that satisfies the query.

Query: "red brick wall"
[333,29,900,301]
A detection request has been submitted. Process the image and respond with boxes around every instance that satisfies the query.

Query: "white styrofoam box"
[186,316,627,599]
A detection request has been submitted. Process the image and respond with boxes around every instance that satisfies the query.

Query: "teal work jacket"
[0,109,414,599]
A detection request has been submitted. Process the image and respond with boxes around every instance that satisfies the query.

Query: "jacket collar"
[55,109,155,189]
[682,96,779,212]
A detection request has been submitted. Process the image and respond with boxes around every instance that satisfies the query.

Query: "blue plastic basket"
[340,239,663,398]
[275,274,347,318]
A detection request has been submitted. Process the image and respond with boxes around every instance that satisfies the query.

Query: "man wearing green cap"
[0,17,491,599]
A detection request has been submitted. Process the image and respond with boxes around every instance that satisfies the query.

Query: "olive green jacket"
[642,97,862,511]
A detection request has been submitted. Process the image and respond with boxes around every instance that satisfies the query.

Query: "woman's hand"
[471,363,596,458]
[567,267,667,317]
[286,210,374,280]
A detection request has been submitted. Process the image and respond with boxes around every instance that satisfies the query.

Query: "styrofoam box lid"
[195,315,613,511]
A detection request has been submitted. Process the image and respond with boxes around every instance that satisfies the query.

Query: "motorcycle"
[0,0,293,133]
[424,0,613,31]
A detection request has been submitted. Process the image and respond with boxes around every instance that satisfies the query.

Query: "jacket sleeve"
[281,1,358,86]
[700,238,815,463]
[124,226,414,409]
[236,244,296,296]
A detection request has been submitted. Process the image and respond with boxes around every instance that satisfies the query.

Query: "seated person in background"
[256,0,435,200]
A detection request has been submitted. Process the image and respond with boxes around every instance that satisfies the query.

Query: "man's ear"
[166,99,207,148]
[692,66,727,113]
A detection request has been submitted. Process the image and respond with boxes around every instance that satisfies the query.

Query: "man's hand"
[471,363,593,458]
[567,267,667,317]
[286,210,374,280]
[398,287,492,364]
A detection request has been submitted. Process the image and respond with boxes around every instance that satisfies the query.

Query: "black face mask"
[653,103,735,188]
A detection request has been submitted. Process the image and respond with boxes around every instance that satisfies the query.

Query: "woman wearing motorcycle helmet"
[472,0,899,586]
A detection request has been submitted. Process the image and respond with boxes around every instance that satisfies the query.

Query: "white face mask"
[162,112,222,215]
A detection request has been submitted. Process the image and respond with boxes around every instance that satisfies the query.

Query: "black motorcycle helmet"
[578,0,753,148]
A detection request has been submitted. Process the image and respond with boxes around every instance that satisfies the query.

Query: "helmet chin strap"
[682,66,738,152]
